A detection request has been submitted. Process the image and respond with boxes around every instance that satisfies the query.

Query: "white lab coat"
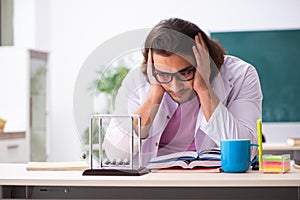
[103,55,263,164]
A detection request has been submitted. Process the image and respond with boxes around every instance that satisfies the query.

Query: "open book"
[147,149,221,170]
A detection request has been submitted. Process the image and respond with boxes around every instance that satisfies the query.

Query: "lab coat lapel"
[149,92,178,138]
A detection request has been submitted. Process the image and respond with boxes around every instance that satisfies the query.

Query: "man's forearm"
[134,85,164,138]
[196,87,220,122]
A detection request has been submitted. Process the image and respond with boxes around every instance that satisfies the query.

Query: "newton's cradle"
[82,114,149,176]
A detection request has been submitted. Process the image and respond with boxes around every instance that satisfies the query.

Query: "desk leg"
[25,186,33,199]
[294,150,300,165]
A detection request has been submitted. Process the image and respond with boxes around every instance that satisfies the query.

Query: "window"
[0,0,14,45]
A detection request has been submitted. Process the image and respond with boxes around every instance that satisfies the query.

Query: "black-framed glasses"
[152,65,196,84]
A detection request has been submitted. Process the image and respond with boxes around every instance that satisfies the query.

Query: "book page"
[149,151,198,163]
[188,160,221,168]
[149,149,221,163]
[198,153,220,160]
[147,160,188,169]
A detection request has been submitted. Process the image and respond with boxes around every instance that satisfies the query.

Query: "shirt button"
[155,142,158,146]
[166,115,170,119]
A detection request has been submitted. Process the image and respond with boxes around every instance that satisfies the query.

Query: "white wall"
[13,0,36,48]
[0,47,29,132]
[13,0,300,161]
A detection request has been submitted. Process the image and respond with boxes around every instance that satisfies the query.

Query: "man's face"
[153,53,196,103]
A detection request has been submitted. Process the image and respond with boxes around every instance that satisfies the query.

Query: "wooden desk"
[1,164,300,199]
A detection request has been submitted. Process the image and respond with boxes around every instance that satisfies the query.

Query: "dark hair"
[141,18,226,79]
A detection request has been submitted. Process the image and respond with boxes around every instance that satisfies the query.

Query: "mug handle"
[250,144,259,165]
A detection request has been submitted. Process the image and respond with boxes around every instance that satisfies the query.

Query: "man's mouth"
[172,90,186,97]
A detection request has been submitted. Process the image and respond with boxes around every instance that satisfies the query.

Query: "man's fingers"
[148,49,153,65]
[192,46,201,68]
[193,33,211,84]
[196,33,209,52]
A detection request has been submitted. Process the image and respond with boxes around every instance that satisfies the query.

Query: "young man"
[103,18,262,164]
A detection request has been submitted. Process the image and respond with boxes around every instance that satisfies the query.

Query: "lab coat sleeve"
[199,65,262,149]
[103,67,148,160]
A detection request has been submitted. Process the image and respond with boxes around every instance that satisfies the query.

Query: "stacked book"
[287,137,300,146]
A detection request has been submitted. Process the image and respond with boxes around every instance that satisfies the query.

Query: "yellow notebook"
[26,161,89,171]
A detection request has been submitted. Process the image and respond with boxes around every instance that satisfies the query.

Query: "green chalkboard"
[211,30,300,122]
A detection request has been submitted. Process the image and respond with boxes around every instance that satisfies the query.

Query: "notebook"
[26,161,89,171]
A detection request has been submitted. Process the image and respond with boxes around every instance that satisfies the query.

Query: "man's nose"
[168,76,183,91]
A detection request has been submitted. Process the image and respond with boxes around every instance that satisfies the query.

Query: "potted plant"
[0,117,7,132]
[82,65,130,159]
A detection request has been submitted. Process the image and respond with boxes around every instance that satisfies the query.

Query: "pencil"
[257,119,263,172]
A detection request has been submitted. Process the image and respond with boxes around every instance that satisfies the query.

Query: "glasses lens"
[155,72,172,83]
[177,68,195,81]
